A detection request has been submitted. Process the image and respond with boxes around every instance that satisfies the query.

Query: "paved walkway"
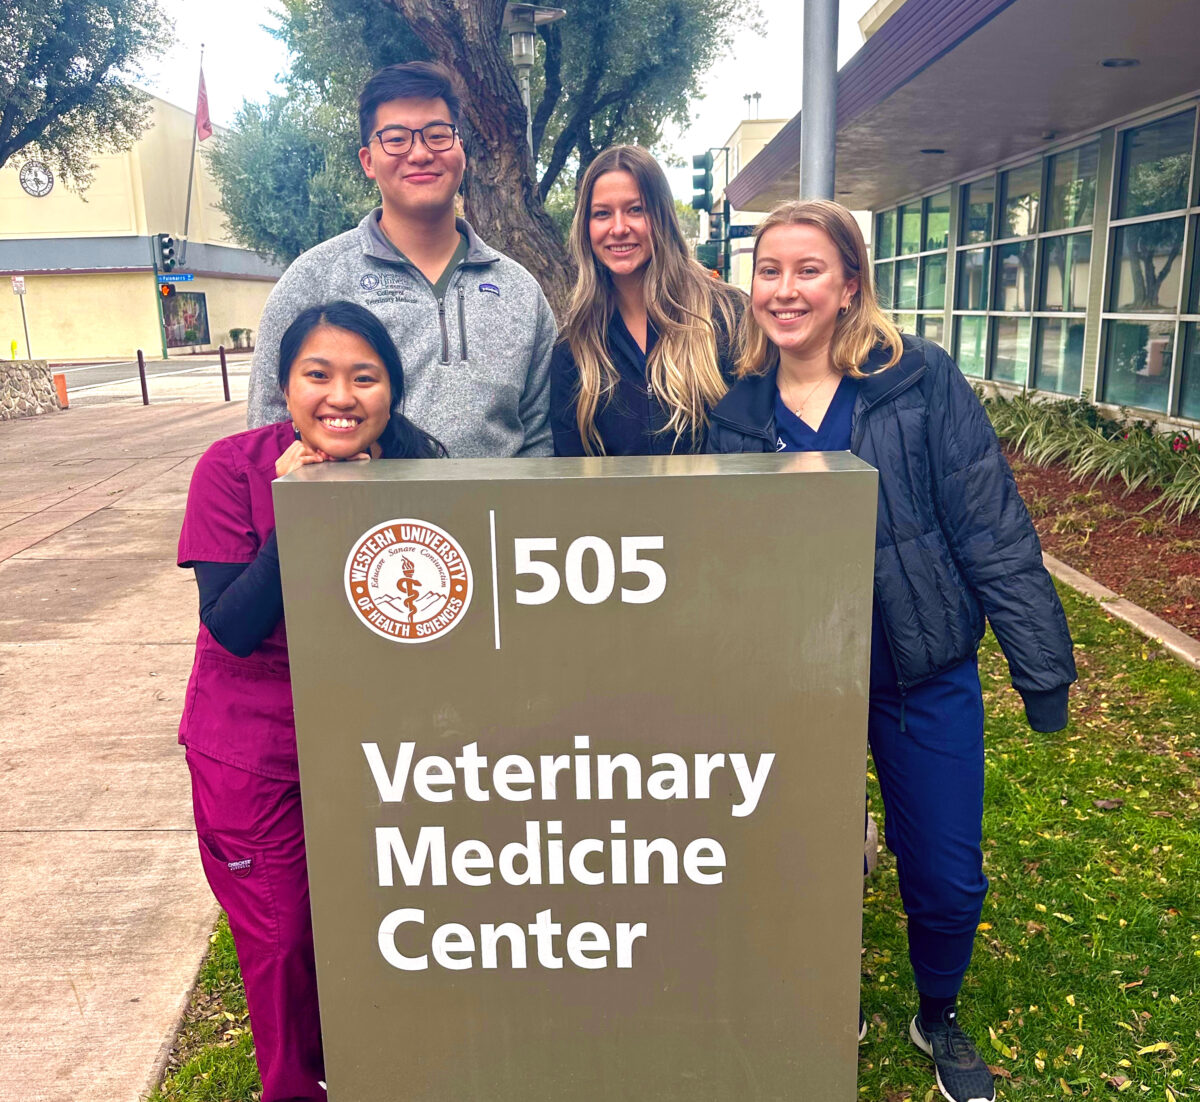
[0,400,245,1101]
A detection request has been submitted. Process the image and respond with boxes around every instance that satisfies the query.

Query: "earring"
[839,305,849,316]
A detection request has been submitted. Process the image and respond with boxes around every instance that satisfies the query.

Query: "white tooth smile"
[774,310,806,319]
[322,417,359,429]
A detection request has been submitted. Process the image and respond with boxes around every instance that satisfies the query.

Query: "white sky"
[143,0,876,200]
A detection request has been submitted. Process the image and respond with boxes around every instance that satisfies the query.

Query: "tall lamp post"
[503,3,567,155]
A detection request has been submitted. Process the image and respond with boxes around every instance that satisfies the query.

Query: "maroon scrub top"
[177,420,299,781]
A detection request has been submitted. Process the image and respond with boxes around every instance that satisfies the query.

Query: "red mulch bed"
[1005,448,1200,641]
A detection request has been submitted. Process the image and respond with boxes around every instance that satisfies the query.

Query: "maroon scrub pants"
[187,751,326,1102]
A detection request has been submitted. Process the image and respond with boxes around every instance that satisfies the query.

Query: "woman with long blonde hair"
[549,145,745,456]
[710,200,1075,1102]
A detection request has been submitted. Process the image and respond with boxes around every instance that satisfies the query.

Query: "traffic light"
[159,283,175,298]
[691,152,714,212]
[157,233,176,272]
[708,207,725,242]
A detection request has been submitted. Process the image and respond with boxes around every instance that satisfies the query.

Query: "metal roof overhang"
[726,0,1200,213]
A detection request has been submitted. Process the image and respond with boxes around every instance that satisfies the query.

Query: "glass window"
[1178,324,1200,421]
[894,312,917,332]
[876,210,896,260]
[1116,110,1195,219]
[955,316,987,377]
[920,254,947,310]
[924,191,951,251]
[1001,161,1041,238]
[874,262,893,309]
[1101,319,1175,412]
[1190,217,1200,314]
[1040,233,1092,312]
[919,315,945,346]
[1035,318,1085,395]
[995,240,1035,311]
[992,317,1032,384]
[962,178,995,244]
[899,203,922,255]
[1046,142,1099,230]
[896,258,919,309]
[956,248,991,310]
[1110,219,1186,312]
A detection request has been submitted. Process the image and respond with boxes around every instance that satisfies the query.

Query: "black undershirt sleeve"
[192,530,284,658]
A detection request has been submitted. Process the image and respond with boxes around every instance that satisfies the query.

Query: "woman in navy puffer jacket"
[709,200,1075,1102]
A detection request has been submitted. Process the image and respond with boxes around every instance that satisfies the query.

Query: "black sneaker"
[858,1007,867,1043]
[909,1012,996,1102]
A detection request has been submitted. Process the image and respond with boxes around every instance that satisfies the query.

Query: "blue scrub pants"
[867,657,989,998]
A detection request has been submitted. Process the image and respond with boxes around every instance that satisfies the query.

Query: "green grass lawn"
[152,582,1199,1102]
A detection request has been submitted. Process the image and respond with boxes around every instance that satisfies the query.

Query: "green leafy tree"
[206,94,378,266]
[208,0,753,312]
[0,0,170,189]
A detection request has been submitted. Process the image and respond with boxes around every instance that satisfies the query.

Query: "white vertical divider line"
[489,509,501,650]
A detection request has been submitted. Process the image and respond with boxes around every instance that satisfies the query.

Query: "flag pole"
[181,43,205,267]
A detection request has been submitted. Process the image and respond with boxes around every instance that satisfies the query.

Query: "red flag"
[196,68,213,142]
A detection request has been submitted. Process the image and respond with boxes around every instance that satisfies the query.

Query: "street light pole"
[503,3,567,155]
[800,0,838,199]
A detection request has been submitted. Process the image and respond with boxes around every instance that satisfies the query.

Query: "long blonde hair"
[737,199,902,378]
[565,145,741,455]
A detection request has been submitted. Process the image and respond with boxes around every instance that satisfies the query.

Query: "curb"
[1043,552,1200,671]
[140,901,221,1101]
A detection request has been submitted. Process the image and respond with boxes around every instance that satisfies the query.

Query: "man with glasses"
[247,61,556,458]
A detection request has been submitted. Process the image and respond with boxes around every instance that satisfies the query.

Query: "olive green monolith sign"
[274,452,877,1102]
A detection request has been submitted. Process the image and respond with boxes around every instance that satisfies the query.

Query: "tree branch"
[530,21,562,161]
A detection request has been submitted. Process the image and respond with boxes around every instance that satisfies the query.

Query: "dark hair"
[358,61,463,148]
[278,301,447,459]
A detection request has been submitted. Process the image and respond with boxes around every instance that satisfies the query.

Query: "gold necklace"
[782,370,837,416]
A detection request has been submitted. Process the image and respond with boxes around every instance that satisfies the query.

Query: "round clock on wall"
[19,161,54,197]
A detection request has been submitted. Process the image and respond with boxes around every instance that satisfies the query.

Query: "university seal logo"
[344,519,473,643]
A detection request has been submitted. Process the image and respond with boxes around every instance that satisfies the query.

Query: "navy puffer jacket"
[708,333,1076,731]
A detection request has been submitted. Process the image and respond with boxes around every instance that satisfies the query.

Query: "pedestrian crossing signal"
[159,283,175,298]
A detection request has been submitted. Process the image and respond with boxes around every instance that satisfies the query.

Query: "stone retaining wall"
[1,360,62,421]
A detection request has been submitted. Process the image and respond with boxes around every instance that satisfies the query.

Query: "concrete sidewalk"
[0,401,245,1101]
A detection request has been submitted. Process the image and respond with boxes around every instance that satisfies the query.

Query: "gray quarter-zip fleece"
[246,211,556,457]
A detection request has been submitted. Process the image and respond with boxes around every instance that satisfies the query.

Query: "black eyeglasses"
[373,123,458,156]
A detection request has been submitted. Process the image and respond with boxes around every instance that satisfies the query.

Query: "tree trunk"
[384,0,574,318]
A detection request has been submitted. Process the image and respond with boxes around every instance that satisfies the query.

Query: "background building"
[724,0,1200,427]
[701,119,787,289]
[0,95,281,362]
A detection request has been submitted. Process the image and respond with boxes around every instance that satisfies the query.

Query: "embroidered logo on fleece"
[478,282,501,296]
[776,436,786,452]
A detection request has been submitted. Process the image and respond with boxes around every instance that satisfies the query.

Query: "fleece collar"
[358,209,500,267]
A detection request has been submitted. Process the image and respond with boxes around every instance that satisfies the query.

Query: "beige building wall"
[0,273,161,361]
[0,97,232,244]
[1,94,277,361]
[710,120,788,291]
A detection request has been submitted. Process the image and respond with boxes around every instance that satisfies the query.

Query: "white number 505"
[513,536,666,606]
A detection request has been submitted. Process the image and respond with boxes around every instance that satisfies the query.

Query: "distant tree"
[0,0,170,189]
[675,198,700,243]
[206,94,378,266]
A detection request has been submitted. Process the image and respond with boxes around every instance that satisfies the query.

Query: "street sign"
[275,452,878,1102]
[728,224,755,239]
[158,273,194,283]
[11,276,26,295]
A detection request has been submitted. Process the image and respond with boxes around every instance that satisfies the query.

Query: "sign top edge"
[274,452,878,485]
